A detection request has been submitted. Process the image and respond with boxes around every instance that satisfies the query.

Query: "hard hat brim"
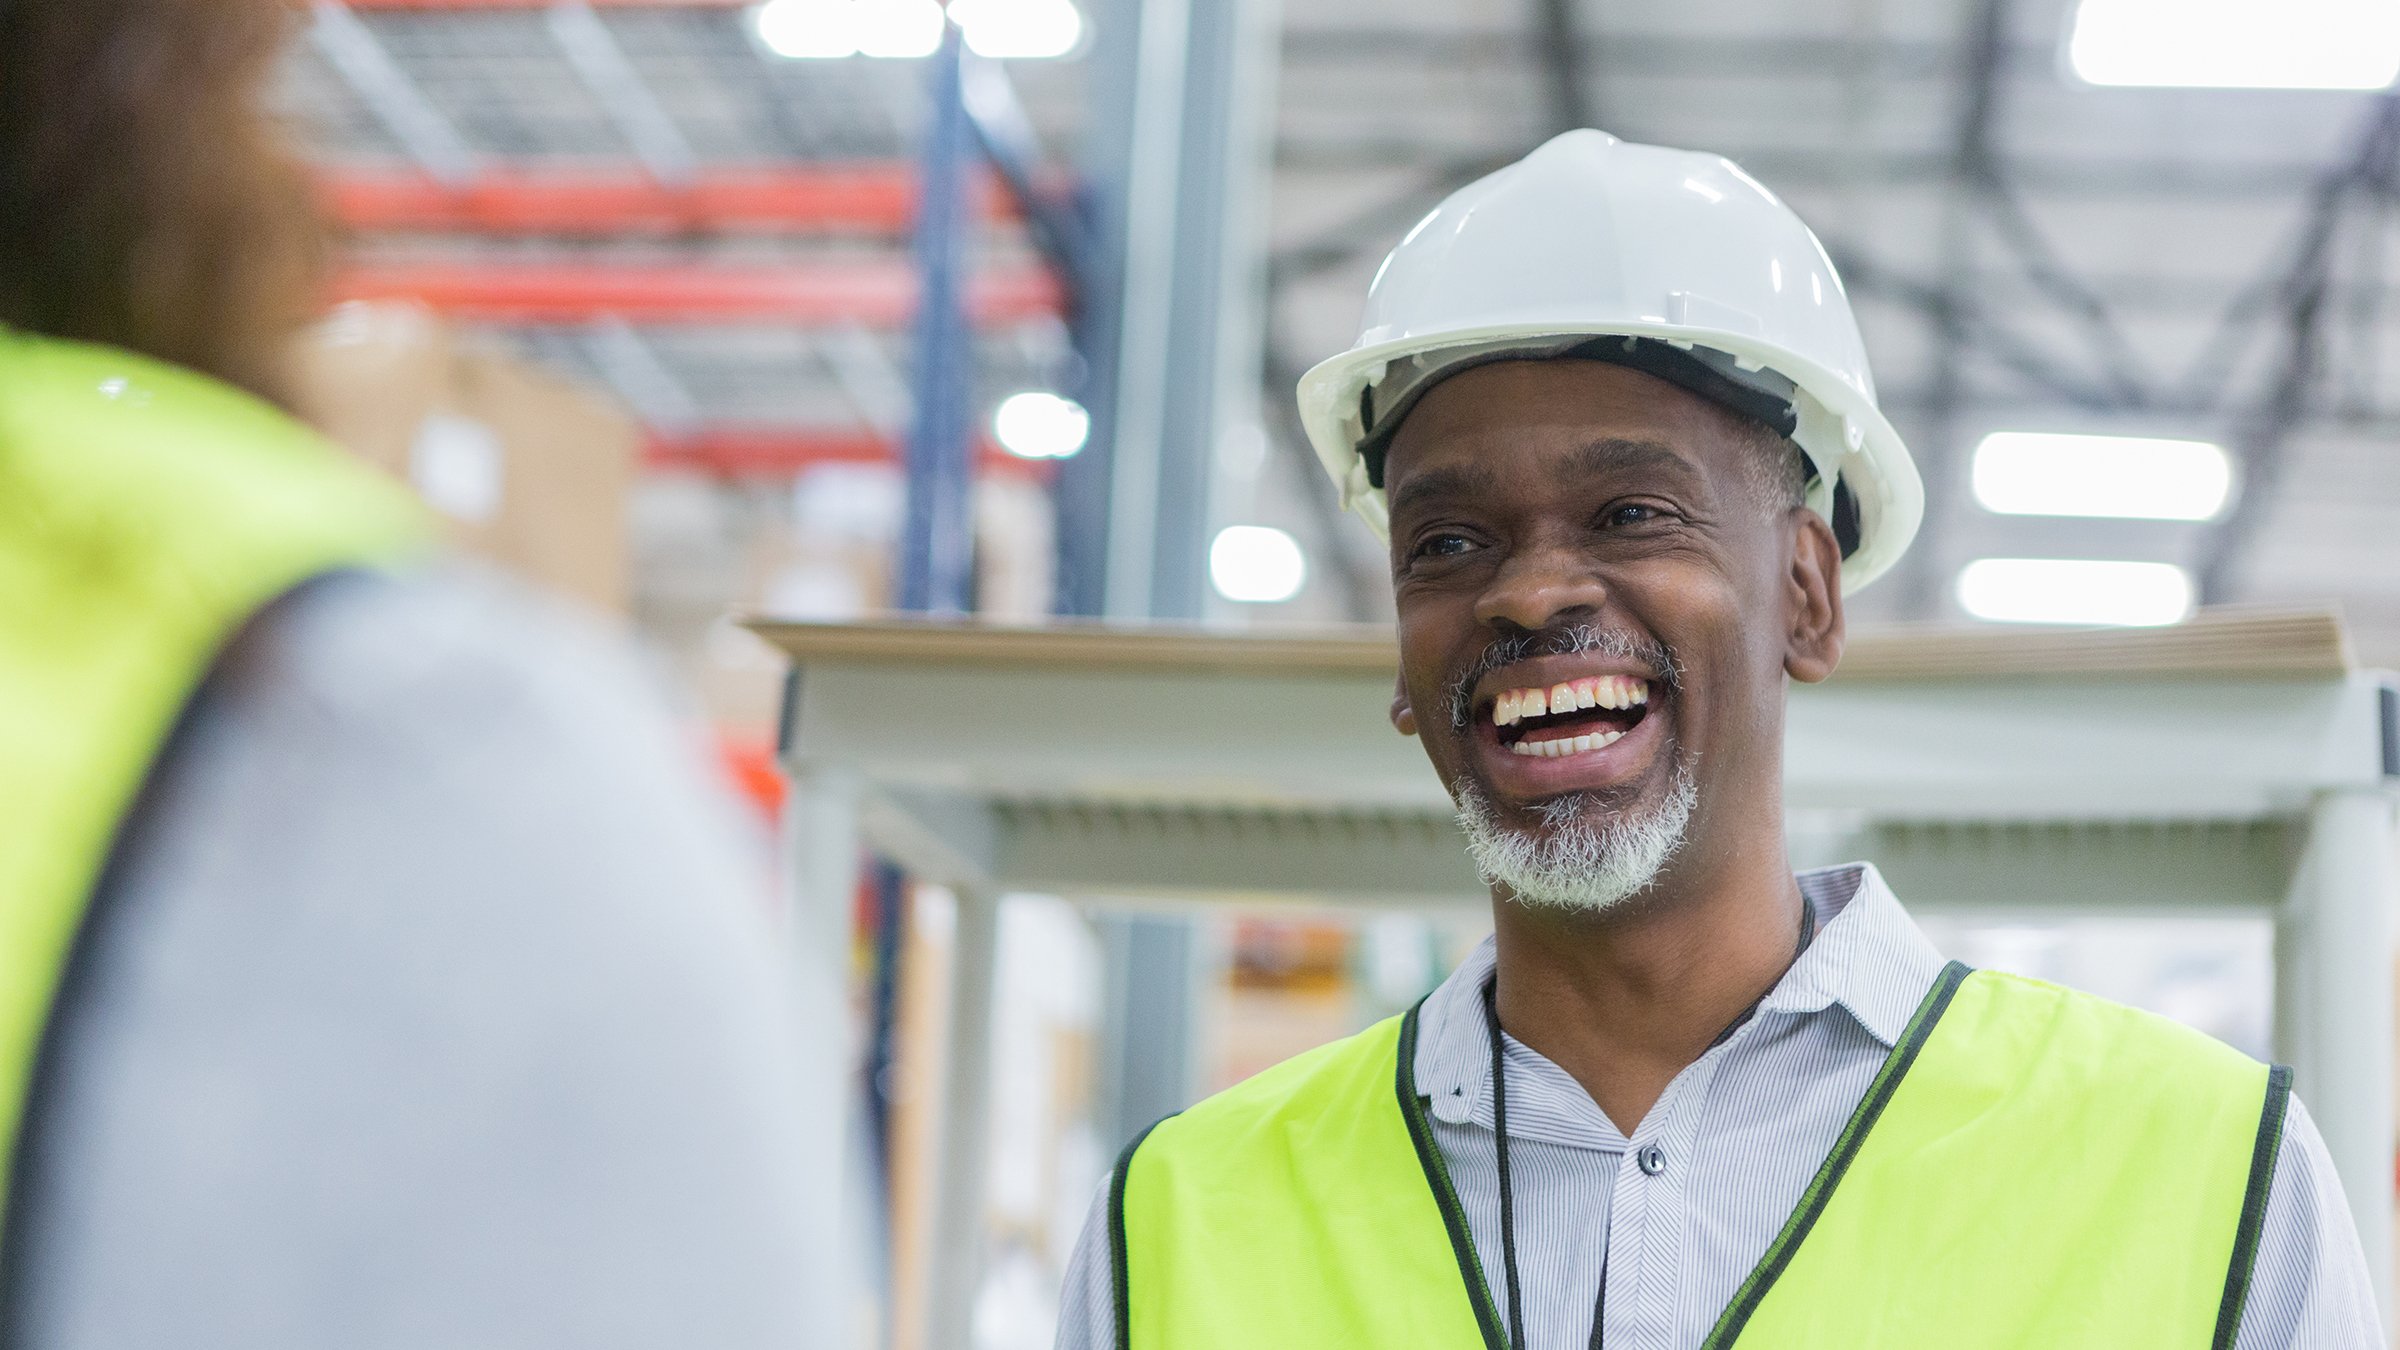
[1297,320,1924,596]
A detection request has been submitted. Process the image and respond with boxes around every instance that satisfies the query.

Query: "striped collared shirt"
[1055,863,2381,1348]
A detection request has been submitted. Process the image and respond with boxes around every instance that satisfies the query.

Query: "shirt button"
[1434,1086,1470,1125]
[1637,1144,1667,1176]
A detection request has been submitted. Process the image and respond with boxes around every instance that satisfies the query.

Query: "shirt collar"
[1756,863,1948,1047]
[1411,862,1949,1112]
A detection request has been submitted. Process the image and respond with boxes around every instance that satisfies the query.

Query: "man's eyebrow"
[1565,437,1706,484]
[1387,463,1499,517]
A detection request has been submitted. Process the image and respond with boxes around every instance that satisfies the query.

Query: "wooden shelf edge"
[741,604,2353,682]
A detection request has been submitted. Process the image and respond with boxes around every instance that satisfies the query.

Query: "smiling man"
[1054,131,2380,1349]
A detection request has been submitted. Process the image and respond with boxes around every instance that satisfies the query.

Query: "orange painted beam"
[343,0,747,9]
[645,427,1046,478]
[329,258,1064,325]
[320,165,1016,236]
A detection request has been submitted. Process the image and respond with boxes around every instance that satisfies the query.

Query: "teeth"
[1506,728,1631,757]
[1488,676,1653,727]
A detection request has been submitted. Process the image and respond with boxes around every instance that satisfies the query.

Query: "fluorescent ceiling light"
[748,0,944,59]
[749,0,858,58]
[2067,0,2400,90]
[1955,558,2195,627]
[1210,526,1308,604]
[950,0,1084,58]
[1971,431,2233,520]
[992,390,1089,459]
[855,0,946,58]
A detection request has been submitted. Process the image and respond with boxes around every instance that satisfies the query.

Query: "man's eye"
[1603,503,1664,528]
[1411,533,1477,560]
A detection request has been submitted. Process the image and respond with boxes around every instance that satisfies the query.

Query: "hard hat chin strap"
[1353,334,1801,491]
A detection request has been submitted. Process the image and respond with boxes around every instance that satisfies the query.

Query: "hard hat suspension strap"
[1355,335,1800,490]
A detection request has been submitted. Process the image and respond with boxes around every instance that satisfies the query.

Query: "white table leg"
[786,765,865,1347]
[924,886,1003,1350]
[2280,789,2395,1323]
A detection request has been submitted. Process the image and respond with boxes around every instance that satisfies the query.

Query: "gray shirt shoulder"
[7,566,825,1350]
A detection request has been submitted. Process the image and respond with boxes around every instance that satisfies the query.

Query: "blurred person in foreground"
[1060,131,2380,1349]
[0,1,830,1344]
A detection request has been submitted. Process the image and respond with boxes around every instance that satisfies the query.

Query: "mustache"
[1442,624,1682,730]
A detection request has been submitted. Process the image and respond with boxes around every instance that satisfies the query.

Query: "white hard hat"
[1297,129,1923,593]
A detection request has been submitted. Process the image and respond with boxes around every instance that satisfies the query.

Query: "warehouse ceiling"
[284,0,2400,661]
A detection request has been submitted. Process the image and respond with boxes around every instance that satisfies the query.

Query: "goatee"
[1451,760,1698,913]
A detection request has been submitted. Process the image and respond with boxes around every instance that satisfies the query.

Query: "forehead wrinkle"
[1564,437,1707,487]
[1386,462,1500,518]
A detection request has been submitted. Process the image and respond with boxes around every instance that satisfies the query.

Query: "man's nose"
[1473,542,1608,633]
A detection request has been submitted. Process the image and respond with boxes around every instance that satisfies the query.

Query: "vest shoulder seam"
[1700,958,1973,1349]
[1394,998,1509,1350]
[1109,1114,1174,1350]
[2211,1063,2294,1350]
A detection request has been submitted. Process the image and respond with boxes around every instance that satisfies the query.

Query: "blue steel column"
[900,25,978,616]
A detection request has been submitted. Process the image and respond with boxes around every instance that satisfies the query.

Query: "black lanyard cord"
[1483,977,1526,1350]
[1483,897,1816,1350]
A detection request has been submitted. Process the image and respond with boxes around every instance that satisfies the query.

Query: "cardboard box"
[288,302,637,613]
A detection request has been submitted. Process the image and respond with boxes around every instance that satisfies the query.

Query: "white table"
[754,607,2399,1347]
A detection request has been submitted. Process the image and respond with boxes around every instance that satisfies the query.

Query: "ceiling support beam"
[1897,0,2012,619]
[580,317,702,434]
[543,0,699,184]
[1533,0,1596,136]
[2199,96,2400,603]
[308,0,482,186]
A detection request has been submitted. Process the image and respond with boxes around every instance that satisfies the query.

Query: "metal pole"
[900,27,979,616]
[1090,0,1194,621]
[1065,0,1281,1160]
[1153,0,1280,621]
[901,29,989,1347]
[2279,789,2397,1321]
[1095,911,1199,1151]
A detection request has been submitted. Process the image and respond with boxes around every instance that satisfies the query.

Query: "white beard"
[1451,762,1698,913]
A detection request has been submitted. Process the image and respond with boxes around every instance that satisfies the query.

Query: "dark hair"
[1745,421,1811,513]
[0,0,324,404]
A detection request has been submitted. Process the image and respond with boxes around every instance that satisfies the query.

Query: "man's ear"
[1784,509,1846,684]
[1391,672,1418,736]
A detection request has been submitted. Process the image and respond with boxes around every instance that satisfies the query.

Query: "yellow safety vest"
[0,331,425,1230]
[1116,962,2288,1349]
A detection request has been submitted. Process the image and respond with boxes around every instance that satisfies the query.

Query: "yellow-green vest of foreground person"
[0,331,425,1226]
